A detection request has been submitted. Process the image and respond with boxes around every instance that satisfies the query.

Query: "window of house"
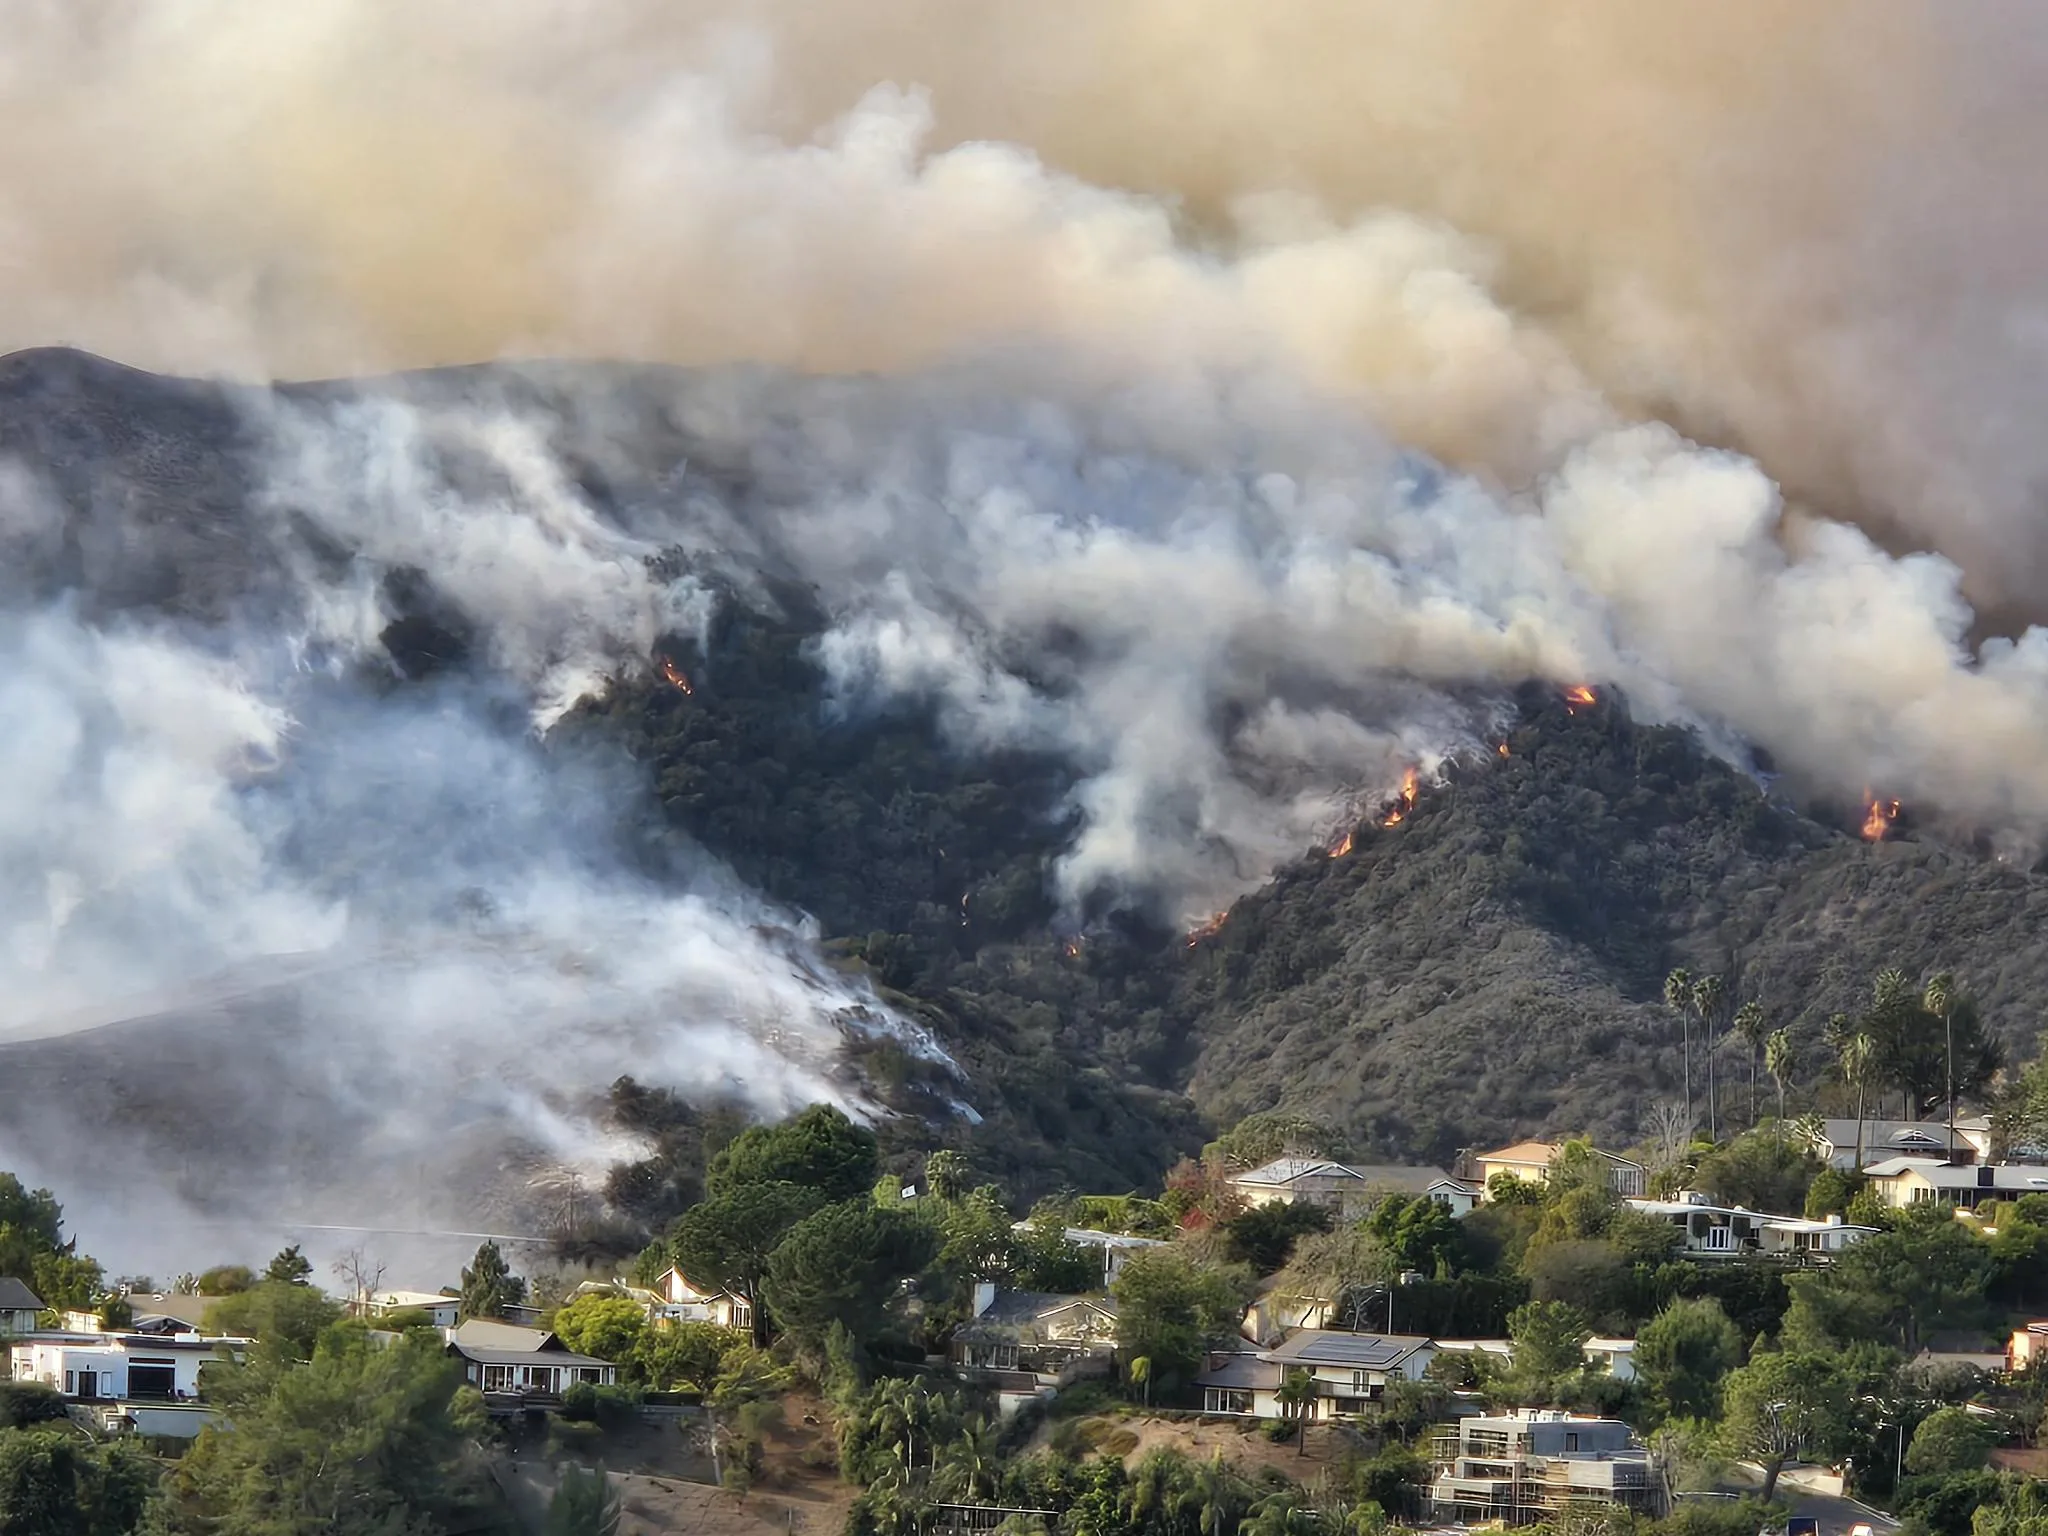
[1705,1226,1733,1251]
[1565,1433,1579,1452]
[1205,1388,1252,1415]
[731,1300,752,1329]
[64,1371,75,1395]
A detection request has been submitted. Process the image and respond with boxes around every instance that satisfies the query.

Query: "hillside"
[0,348,2045,1231]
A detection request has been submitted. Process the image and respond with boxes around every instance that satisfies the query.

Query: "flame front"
[1327,827,1355,858]
[1186,911,1228,947]
[1861,797,1901,841]
[1062,937,1084,959]
[658,657,694,695]
[1564,684,1597,712]
[1496,742,1511,758]
[1381,767,1421,827]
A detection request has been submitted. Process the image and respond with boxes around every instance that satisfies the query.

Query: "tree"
[1733,1001,1769,1123]
[264,1245,313,1286]
[1906,1404,1997,1475]
[459,1239,526,1322]
[1634,1297,1742,1422]
[1112,1250,1254,1393]
[634,1321,743,1393]
[920,1151,970,1204]
[1691,974,1727,1139]
[708,1105,880,1203]
[1764,1028,1795,1122]
[1665,968,1695,1128]
[204,1281,345,1363]
[1791,1203,1993,1351]
[1221,1201,1332,1275]
[1366,1195,1462,1277]
[1013,1209,1103,1294]
[152,1330,498,1535]
[1507,1299,1592,1380]
[196,1264,256,1296]
[1274,1369,1315,1456]
[551,1294,649,1365]
[547,1463,622,1536]
[668,1181,827,1344]
[1720,1350,1852,1503]
[0,1429,154,1536]
[761,1201,937,1348]
[1839,1031,1879,1165]
[330,1248,386,1315]
[1858,969,2003,1120]
[1693,1126,1823,1214]
[1206,1113,1343,1170]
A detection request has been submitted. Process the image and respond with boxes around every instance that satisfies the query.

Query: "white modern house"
[1196,1330,1436,1420]
[1626,1193,1875,1259]
[366,1290,462,1329]
[9,1329,251,1437]
[1430,1410,1663,1524]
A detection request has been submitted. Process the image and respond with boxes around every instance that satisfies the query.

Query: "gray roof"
[1265,1331,1434,1369]
[0,1277,45,1312]
[449,1344,612,1370]
[449,1319,558,1352]
[956,1291,1116,1343]
[1868,1162,2048,1190]
[1819,1120,1969,1152]
[1196,1351,1282,1391]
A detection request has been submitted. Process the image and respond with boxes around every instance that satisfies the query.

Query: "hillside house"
[122,1294,212,1330]
[1229,1158,1477,1221]
[9,1329,251,1437]
[1862,1158,2048,1211]
[444,1319,615,1406]
[1807,1119,1980,1169]
[1583,1338,1636,1382]
[2008,1322,2048,1374]
[1626,1194,1874,1259]
[1252,1331,1436,1420]
[1430,1410,1663,1524]
[951,1284,1118,1413]
[651,1266,753,1333]
[366,1290,462,1329]
[1475,1143,1646,1200]
[0,1278,44,1335]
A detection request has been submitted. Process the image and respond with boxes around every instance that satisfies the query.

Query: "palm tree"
[1275,1368,1316,1458]
[1733,1001,1768,1123]
[1692,974,1727,1138]
[1188,1453,1240,1536]
[933,1420,1000,1505]
[1665,968,1694,1123]
[1924,972,1957,1152]
[1840,1033,1878,1168]
[1764,1028,1794,1122]
[1240,1493,1321,1536]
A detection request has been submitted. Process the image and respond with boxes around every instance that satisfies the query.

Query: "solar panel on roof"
[1282,1334,1407,1366]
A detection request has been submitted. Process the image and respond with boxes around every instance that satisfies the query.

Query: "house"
[951,1284,1118,1413]
[123,1294,213,1331]
[1237,1330,1437,1421]
[1228,1158,1472,1222]
[443,1319,616,1405]
[1429,1409,1664,1524]
[1012,1225,1168,1284]
[1626,1193,1875,1259]
[1583,1338,1636,1383]
[1198,1348,1284,1416]
[651,1266,754,1333]
[0,1278,44,1335]
[1241,1284,1339,1347]
[2010,1322,2048,1374]
[1862,1158,2048,1211]
[9,1330,250,1438]
[1807,1120,1980,1170]
[366,1290,462,1329]
[1475,1143,1647,1200]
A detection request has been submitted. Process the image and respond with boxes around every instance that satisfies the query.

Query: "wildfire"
[1563,684,1597,713]
[1861,796,1902,842]
[1381,767,1421,827]
[1062,937,1084,959]
[1327,828,1356,859]
[658,657,694,695]
[1496,742,1511,758]
[1185,911,1229,948]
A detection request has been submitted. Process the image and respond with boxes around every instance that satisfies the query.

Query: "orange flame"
[1381,767,1421,827]
[1062,937,1084,959]
[1861,797,1901,842]
[658,657,694,695]
[1327,828,1355,858]
[1186,911,1228,948]
[1563,684,1597,713]
[1496,742,1511,758]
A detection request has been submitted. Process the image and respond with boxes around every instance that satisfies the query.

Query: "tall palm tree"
[1692,974,1727,1138]
[1924,972,1957,1152]
[1188,1453,1240,1536]
[1764,1028,1794,1122]
[1275,1369,1316,1458]
[1665,968,1694,1123]
[1240,1493,1320,1536]
[933,1420,1001,1505]
[1840,1033,1878,1169]
[1733,1001,1769,1123]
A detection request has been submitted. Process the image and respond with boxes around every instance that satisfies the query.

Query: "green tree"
[1765,1027,1795,1121]
[1013,1210,1103,1294]
[1274,1369,1315,1456]
[923,1150,971,1203]
[546,1463,622,1536]
[551,1294,649,1365]
[708,1105,880,1203]
[0,1428,154,1536]
[152,1329,499,1535]
[1111,1250,1254,1394]
[1665,967,1695,1130]
[1693,1126,1823,1214]
[264,1245,313,1286]
[1634,1297,1742,1422]
[1906,1405,1998,1475]
[196,1264,256,1296]
[459,1239,526,1322]
[1692,974,1728,1137]
[1803,1167,1864,1220]
[204,1281,345,1363]
[1206,1113,1343,1171]
[635,1322,744,1393]
[762,1201,937,1348]
[1366,1195,1462,1277]
[1790,1203,1993,1350]
[668,1181,827,1344]
[1719,1350,1852,1503]
[1221,1201,1332,1275]
[1239,1491,1320,1536]
[1507,1299,1592,1380]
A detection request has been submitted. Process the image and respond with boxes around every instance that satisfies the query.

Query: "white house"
[367,1290,462,1329]
[1228,1158,1478,1221]
[0,1278,44,1335]
[10,1329,250,1437]
[1583,1337,1636,1383]
[1862,1158,2048,1211]
[1198,1330,1436,1421]
[1430,1410,1663,1523]
[443,1319,616,1404]
[1626,1193,1875,1259]
[1475,1142,1647,1200]
[651,1266,753,1333]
